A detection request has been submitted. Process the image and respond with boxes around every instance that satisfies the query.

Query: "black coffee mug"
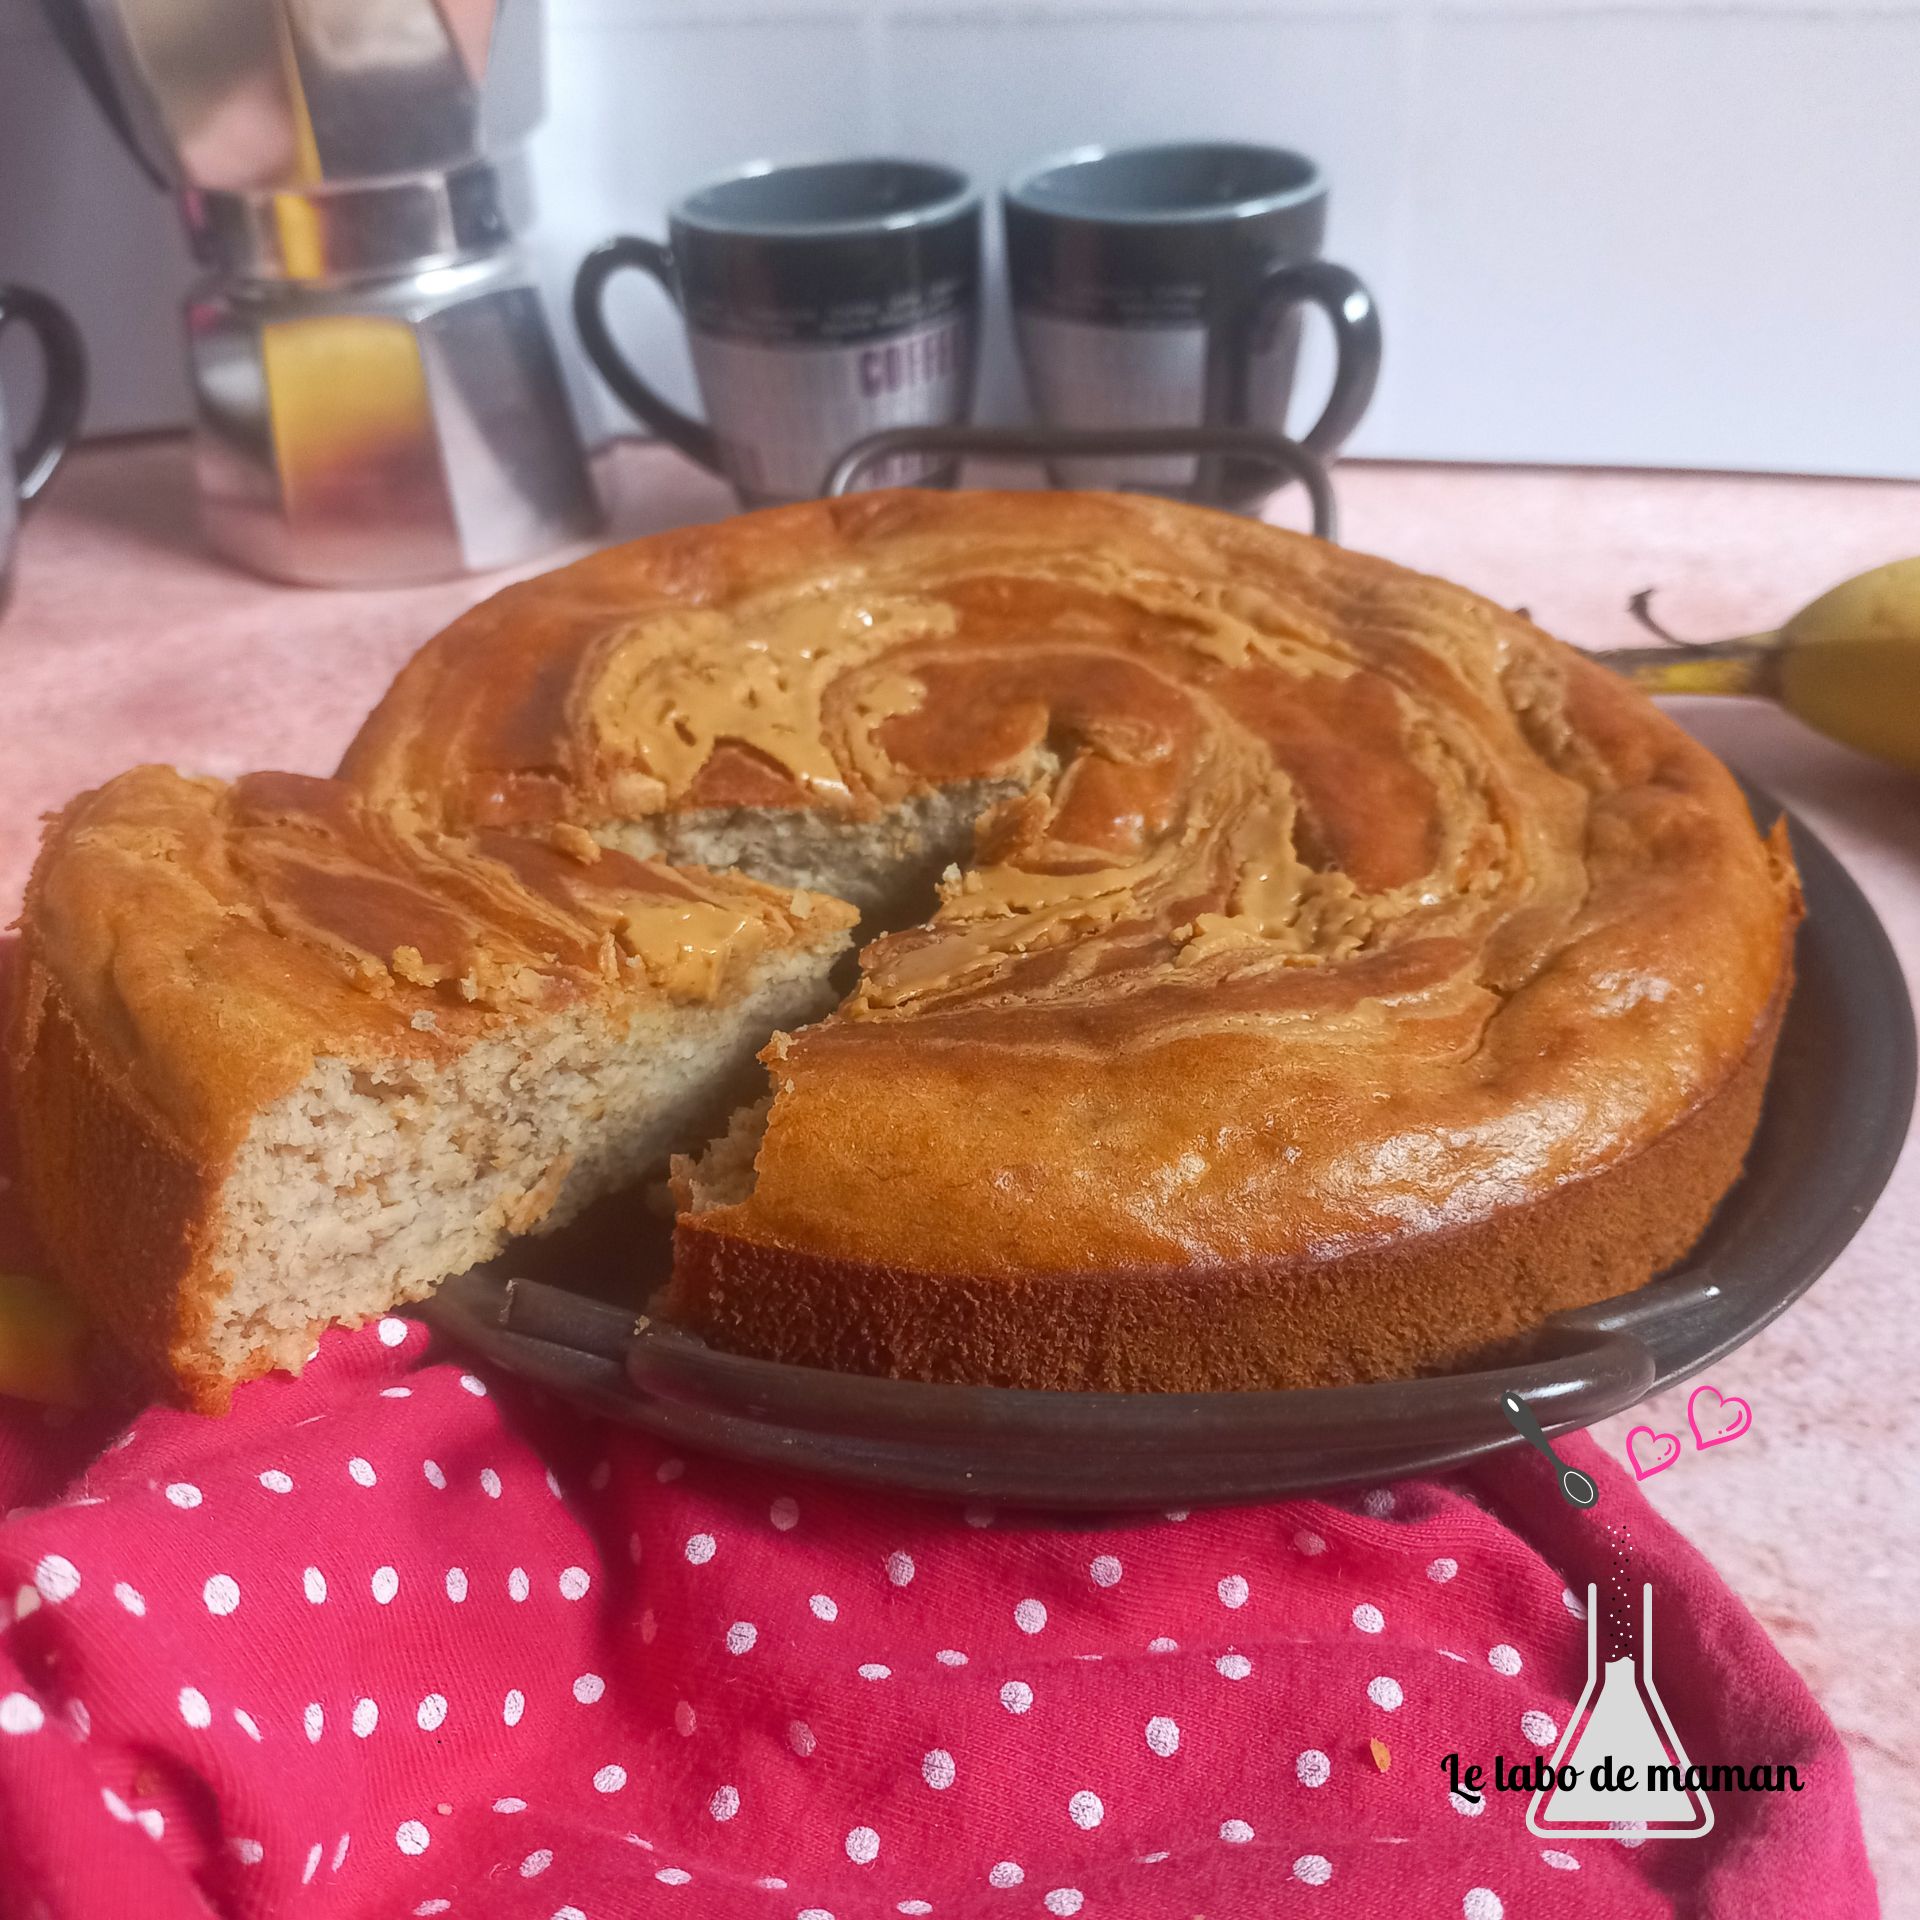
[1003,142,1380,496]
[575,158,982,506]
[0,283,87,607]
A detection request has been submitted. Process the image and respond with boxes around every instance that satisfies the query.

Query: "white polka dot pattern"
[1,1693,45,1735]
[0,1328,1718,1917]
[1067,1790,1103,1829]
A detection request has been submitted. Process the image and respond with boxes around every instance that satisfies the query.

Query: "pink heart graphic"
[1626,1425,1682,1480]
[1688,1382,1753,1449]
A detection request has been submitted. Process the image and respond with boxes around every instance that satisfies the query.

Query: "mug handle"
[1205,259,1381,456]
[572,237,721,473]
[0,285,87,508]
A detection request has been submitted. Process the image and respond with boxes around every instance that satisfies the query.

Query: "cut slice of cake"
[6,766,855,1409]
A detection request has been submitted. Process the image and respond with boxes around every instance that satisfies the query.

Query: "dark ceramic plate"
[422,789,1914,1508]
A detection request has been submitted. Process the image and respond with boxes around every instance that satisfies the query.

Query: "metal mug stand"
[821,425,1339,545]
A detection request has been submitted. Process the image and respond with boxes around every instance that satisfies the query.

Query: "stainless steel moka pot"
[40,0,601,584]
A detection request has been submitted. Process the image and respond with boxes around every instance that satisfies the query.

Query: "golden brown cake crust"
[668,962,1791,1391]
[342,491,1803,1390]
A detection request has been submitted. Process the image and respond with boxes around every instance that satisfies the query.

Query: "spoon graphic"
[1499,1391,1598,1508]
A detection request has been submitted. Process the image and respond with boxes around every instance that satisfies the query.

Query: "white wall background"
[3,0,1917,476]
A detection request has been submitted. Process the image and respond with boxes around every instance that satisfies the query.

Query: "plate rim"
[422,784,1914,1507]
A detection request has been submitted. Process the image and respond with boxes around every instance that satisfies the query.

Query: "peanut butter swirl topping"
[342,491,1799,1273]
[21,767,853,1155]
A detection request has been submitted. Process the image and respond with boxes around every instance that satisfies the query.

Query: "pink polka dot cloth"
[0,1309,1874,1920]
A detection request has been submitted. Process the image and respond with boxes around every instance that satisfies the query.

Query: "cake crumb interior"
[210,777,1021,1379]
[209,950,838,1380]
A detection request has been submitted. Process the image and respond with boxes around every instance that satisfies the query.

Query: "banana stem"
[1586,635,1784,699]
[1588,589,1785,697]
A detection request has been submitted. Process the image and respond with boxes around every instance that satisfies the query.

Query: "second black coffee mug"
[1003,141,1381,496]
[575,158,982,506]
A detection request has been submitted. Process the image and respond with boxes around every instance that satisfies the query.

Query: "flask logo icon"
[1528,1581,1714,1839]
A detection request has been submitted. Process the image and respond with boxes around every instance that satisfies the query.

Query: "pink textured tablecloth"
[0,438,1915,1911]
